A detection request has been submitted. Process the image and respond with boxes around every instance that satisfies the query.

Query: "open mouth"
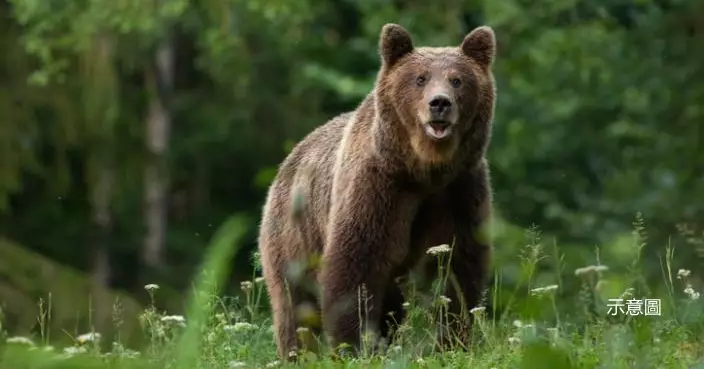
[424,121,453,140]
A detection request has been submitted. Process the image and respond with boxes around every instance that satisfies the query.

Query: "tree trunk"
[90,165,113,330]
[143,31,174,271]
[86,33,117,337]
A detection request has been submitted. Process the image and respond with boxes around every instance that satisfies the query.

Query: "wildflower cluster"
[426,244,451,255]
[574,265,609,277]
[677,269,700,300]
[530,284,558,297]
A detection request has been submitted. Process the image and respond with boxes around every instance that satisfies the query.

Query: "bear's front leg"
[319,175,417,356]
[437,164,493,350]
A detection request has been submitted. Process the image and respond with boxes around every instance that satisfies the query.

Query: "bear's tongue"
[425,122,452,139]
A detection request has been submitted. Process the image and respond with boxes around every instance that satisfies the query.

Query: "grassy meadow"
[2,215,704,369]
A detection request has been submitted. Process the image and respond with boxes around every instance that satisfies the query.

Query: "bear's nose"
[429,95,452,118]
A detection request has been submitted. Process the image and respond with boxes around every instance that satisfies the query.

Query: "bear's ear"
[460,26,496,67]
[379,23,414,67]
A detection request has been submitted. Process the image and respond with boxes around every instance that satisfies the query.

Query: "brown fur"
[258,23,497,360]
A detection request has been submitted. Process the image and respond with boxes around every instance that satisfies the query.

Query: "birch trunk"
[143,32,174,269]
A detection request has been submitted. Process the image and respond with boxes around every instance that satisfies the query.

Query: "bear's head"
[374,24,496,166]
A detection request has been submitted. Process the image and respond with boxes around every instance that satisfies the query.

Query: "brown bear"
[258,23,497,360]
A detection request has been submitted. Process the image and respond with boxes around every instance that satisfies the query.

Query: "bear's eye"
[416,76,427,86]
[450,78,462,88]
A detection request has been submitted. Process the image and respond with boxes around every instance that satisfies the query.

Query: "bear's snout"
[428,94,453,121]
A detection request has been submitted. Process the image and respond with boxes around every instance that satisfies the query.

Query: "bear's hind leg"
[264,270,299,361]
[288,280,323,356]
[265,261,324,361]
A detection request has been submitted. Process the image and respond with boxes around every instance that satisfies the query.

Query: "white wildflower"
[63,346,87,356]
[161,315,186,327]
[225,322,258,333]
[391,345,402,354]
[240,281,253,291]
[76,332,101,344]
[161,315,185,323]
[6,336,34,346]
[574,265,609,277]
[677,269,691,279]
[228,361,247,368]
[469,306,486,315]
[512,320,523,328]
[144,284,160,291]
[508,336,521,345]
[438,295,452,305]
[296,327,310,334]
[265,361,281,368]
[530,284,558,296]
[426,244,451,255]
[402,302,411,308]
[684,285,701,300]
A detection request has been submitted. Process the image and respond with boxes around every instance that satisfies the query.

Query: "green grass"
[2,215,704,368]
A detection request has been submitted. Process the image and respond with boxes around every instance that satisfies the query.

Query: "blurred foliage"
[0,237,149,345]
[0,0,702,345]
